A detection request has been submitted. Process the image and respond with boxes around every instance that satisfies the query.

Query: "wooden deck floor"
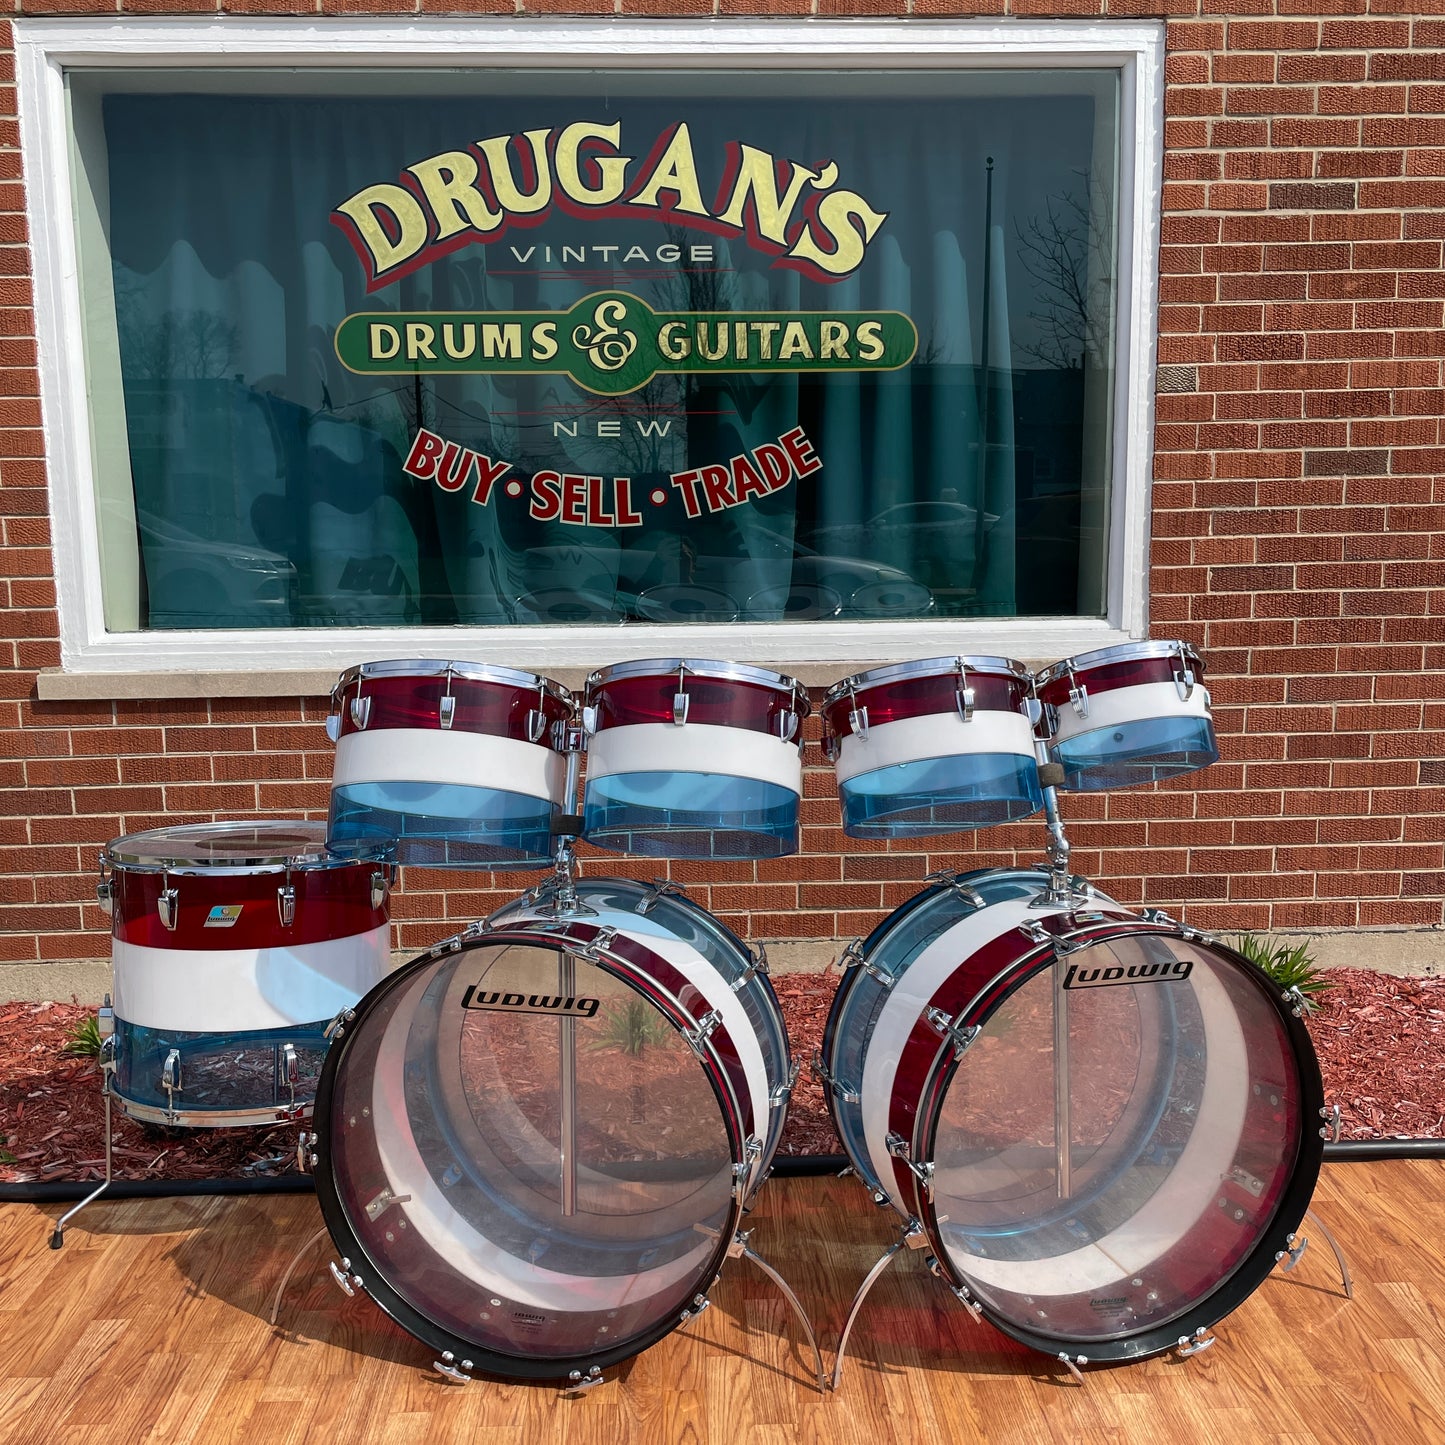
[1,1161,1443,1444]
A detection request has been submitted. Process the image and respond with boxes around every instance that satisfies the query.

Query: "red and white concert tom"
[819,867,1324,1363]
[99,821,392,1127]
[581,659,809,858]
[1035,640,1219,792]
[311,876,792,1382]
[821,657,1042,838]
[326,659,576,869]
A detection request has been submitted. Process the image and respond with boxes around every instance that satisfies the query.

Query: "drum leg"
[733,1234,828,1395]
[1280,1208,1354,1301]
[50,1042,116,1249]
[268,1225,330,1327]
[830,1237,904,1391]
[559,951,578,1218]
[1053,952,1073,1201]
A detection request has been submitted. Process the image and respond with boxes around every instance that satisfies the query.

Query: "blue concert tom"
[1035,640,1219,792]
[326,660,576,869]
[581,659,809,859]
[821,656,1043,838]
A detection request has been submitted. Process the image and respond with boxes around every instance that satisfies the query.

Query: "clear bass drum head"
[313,934,741,1379]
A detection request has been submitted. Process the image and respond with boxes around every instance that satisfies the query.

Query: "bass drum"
[820,867,1325,1363]
[312,883,791,1382]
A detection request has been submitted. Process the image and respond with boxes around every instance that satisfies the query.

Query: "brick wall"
[1,3,1444,968]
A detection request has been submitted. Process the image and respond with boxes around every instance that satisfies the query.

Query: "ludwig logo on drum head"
[1062,958,1193,990]
[461,984,600,1019]
[203,905,243,928]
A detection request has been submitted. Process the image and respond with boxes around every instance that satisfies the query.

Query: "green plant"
[1230,934,1332,1001]
[61,1012,103,1058]
[589,998,670,1056]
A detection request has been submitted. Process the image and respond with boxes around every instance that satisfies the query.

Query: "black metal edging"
[0,1175,316,1203]
[1,1141,1441,1205]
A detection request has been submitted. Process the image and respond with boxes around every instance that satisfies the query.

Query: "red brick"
[1228,19,1319,47]
[1227,86,1318,117]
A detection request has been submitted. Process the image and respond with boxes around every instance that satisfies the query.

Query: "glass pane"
[70,65,1120,631]
[931,936,1304,1344]
[325,942,734,1362]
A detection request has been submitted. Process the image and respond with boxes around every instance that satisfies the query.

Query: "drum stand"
[540,835,826,1396]
[48,1000,117,1250]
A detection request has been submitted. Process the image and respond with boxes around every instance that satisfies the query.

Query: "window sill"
[36,653,1081,702]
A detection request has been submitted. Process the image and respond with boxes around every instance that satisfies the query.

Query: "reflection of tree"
[579,223,768,475]
[116,283,240,380]
[1014,176,1113,370]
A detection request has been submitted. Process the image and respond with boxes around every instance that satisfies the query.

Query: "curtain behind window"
[90,75,1114,631]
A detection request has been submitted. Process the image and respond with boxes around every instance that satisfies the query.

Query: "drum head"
[921,929,1322,1359]
[314,932,741,1379]
[104,819,331,870]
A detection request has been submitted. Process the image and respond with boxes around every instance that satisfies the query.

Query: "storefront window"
[68,64,1121,634]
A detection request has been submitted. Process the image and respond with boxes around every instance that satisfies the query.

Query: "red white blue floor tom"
[100,820,392,1127]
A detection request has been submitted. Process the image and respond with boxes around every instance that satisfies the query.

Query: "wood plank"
[0,1162,1441,1443]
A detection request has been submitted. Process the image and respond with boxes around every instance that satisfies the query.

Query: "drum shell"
[581,660,808,860]
[326,661,575,868]
[826,880,1325,1363]
[819,658,1042,838]
[103,841,392,1126]
[1035,642,1218,792]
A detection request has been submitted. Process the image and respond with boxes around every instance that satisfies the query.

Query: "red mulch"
[2,966,1441,1182]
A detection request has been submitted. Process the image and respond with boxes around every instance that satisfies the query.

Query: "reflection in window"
[71,69,1121,631]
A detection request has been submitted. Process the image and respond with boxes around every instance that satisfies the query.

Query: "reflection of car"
[135,510,298,628]
[804,500,994,606]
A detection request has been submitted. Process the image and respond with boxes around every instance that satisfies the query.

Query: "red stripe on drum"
[109,861,389,950]
[335,672,573,745]
[1036,652,1208,708]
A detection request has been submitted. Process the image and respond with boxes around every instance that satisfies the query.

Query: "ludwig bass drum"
[311,874,795,1383]
[820,867,1325,1365]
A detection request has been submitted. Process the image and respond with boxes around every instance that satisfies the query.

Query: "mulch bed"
[2,965,1441,1183]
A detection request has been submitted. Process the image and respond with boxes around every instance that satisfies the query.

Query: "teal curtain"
[93,78,1109,630]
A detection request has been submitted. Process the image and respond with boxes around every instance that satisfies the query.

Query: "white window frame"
[17,17,1164,679]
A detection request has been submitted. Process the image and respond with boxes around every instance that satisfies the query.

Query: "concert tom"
[819,866,1324,1363]
[581,659,809,859]
[98,821,392,1127]
[1035,640,1219,792]
[821,656,1042,838]
[325,660,576,869]
[311,877,795,1381]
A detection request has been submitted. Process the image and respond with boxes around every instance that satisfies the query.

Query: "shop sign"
[335,291,916,396]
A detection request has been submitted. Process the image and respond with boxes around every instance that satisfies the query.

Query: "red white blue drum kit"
[52,641,1338,1394]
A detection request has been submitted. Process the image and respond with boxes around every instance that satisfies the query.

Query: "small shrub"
[1230,934,1332,1001]
[590,998,670,1056]
[61,1012,103,1058]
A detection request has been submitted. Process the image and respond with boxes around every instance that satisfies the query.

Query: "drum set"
[47,641,1340,1395]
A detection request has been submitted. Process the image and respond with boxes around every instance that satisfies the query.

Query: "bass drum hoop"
[311,938,746,1381]
[908,922,1325,1363]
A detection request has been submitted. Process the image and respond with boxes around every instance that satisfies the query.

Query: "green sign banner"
[335,290,918,397]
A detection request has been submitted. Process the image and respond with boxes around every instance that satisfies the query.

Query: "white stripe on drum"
[586,722,803,796]
[833,709,1038,786]
[111,924,392,1033]
[333,727,567,804]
